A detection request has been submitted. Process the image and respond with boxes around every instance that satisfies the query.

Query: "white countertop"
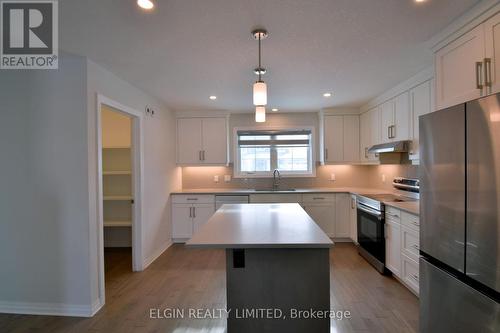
[172,187,391,196]
[186,203,334,249]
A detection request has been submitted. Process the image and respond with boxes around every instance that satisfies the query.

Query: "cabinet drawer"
[401,211,420,231]
[402,254,419,295]
[385,206,401,221]
[401,226,419,261]
[302,193,335,203]
[172,194,215,204]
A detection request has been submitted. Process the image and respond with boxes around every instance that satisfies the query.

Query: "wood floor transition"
[0,243,418,332]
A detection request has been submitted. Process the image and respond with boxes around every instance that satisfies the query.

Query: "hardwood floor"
[0,243,418,333]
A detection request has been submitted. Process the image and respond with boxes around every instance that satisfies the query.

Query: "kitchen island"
[186,203,333,333]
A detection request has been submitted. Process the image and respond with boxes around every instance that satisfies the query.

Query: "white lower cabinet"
[302,194,336,237]
[385,218,401,277]
[385,206,420,295]
[334,193,351,238]
[172,195,215,241]
[349,195,357,243]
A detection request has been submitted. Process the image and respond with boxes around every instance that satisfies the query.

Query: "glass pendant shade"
[253,81,267,106]
[255,106,266,123]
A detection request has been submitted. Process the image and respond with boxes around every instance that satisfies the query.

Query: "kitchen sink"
[253,188,297,192]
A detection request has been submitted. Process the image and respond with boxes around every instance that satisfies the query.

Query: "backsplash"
[181,164,419,190]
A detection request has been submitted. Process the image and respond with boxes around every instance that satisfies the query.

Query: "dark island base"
[226,248,330,333]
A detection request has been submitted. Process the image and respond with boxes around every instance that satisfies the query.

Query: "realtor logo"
[1,0,58,69]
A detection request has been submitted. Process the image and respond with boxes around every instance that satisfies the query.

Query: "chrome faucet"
[272,169,281,190]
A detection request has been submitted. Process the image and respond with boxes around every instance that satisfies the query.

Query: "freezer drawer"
[420,258,500,333]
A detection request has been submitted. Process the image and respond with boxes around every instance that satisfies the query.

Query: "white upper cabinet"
[176,117,228,165]
[343,115,360,163]
[370,106,381,146]
[324,116,344,163]
[359,111,371,163]
[380,100,395,142]
[200,118,227,164]
[380,93,410,143]
[409,80,433,160]
[323,115,359,164]
[435,24,486,109]
[177,118,203,164]
[393,92,411,141]
[484,11,500,96]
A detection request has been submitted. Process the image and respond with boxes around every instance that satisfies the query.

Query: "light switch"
[224,175,231,182]
[214,175,219,183]
[330,173,336,181]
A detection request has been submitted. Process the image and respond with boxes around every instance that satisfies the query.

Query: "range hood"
[368,140,411,154]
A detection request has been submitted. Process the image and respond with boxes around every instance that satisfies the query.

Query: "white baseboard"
[143,240,172,269]
[0,300,97,317]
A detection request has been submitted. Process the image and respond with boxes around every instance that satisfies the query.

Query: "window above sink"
[233,127,315,178]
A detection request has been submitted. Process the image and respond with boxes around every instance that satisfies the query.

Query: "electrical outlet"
[224,175,231,182]
[330,173,336,181]
[214,175,219,183]
[382,174,386,183]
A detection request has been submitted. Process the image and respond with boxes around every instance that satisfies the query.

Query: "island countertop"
[186,203,334,249]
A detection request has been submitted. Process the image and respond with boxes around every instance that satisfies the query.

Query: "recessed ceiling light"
[415,0,426,3]
[323,92,332,98]
[272,108,278,112]
[209,95,217,100]
[137,0,154,10]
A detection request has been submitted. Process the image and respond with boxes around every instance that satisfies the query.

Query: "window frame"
[233,126,316,178]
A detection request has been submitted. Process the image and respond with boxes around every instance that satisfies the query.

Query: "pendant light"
[255,106,266,123]
[252,29,268,121]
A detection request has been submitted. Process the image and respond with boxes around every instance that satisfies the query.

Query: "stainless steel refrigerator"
[420,93,500,332]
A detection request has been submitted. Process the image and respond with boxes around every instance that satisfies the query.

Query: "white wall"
[0,53,181,317]
[86,59,181,307]
[0,53,94,315]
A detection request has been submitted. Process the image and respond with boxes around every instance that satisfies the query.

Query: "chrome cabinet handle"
[484,58,492,88]
[351,198,355,209]
[189,207,193,218]
[476,61,484,90]
[199,151,202,161]
[186,198,198,201]
[387,126,391,140]
[412,221,420,227]
[325,148,328,161]
[391,125,396,139]
[412,274,419,282]
[364,147,368,158]
[313,197,325,200]
[193,207,196,218]
[412,244,420,250]
[202,150,205,161]
[387,213,399,218]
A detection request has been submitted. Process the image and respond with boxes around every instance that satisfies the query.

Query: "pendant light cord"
[258,34,262,82]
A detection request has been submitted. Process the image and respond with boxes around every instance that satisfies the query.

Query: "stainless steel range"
[356,178,419,274]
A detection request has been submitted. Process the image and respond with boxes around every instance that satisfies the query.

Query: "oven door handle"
[357,204,383,220]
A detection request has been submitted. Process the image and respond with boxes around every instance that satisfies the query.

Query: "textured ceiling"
[60,0,480,112]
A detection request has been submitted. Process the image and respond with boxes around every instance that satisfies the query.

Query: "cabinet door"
[304,204,335,237]
[349,195,358,243]
[393,92,410,141]
[324,116,344,163]
[435,24,485,110]
[192,204,215,234]
[484,11,500,95]
[201,118,227,164]
[385,219,401,277]
[177,118,202,164]
[343,115,360,162]
[409,80,432,160]
[380,100,395,142]
[335,193,350,238]
[172,204,193,239]
[369,106,382,147]
[359,112,371,162]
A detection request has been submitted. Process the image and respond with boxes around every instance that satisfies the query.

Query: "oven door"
[357,203,385,263]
